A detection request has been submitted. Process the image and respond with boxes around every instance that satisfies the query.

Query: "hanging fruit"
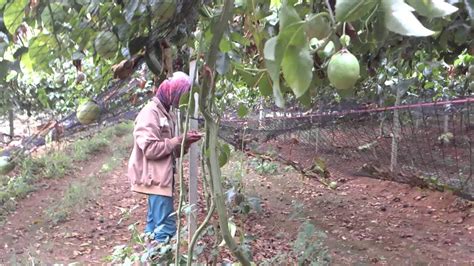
[76,101,100,125]
[327,48,360,91]
[94,31,118,59]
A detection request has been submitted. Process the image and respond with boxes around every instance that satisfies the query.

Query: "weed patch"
[45,174,100,224]
[0,122,134,221]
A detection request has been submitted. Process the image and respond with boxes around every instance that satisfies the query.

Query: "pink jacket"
[128,97,182,196]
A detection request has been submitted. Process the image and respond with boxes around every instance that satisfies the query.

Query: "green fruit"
[329,181,338,189]
[327,49,360,91]
[76,101,100,125]
[469,65,474,76]
[317,40,335,59]
[94,31,118,59]
[339,34,350,47]
[0,156,15,175]
[305,13,331,39]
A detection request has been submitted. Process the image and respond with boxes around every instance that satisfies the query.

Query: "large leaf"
[28,34,56,73]
[41,3,66,29]
[3,0,28,35]
[218,143,231,167]
[0,0,7,9]
[281,45,313,98]
[407,0,458,18]
[258,72,272,97]
[335,0,378,22]
[264,37,285,107]
[382,0,435,36]
[279,2,301,30]
[263,36,277,61]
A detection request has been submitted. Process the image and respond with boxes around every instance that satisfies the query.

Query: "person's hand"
[186,130,203,143]
[179,130,203,147]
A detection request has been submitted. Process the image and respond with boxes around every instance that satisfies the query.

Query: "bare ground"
[0,147,473,265]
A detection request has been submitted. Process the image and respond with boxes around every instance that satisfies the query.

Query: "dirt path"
[0,154,148,264]
[243,167,474,264]
[0,151,472,264]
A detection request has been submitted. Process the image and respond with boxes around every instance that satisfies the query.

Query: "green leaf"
[41,3,66,29]
[230,32,250,46]
[20,52,33,73]
[258,73,272,97]
[280,2,301,30]
[406,0,458,18]
[305,13,331,40]
[219,221,237,246]
[281,45,313,98]
[218,143,231,167]
[219,36,232,53]
[0,0,7,9]
[37,88,50,108]
[216,52,230,75]
[382,0,435,36]
[237,104,249,118]
[3,0,28,35]
[28,34,56,73]
[335,0,378,22]
[264,37,285,107]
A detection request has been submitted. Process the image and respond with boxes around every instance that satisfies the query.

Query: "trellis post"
[188,60,199,243]
[390,85,403,173]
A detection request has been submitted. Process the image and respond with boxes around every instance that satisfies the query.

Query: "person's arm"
[134,108,181,160]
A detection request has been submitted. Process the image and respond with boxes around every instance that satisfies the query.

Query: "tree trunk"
[198,0,251,264]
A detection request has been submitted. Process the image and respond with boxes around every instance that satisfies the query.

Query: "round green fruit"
[94,31,118,59]
[76,101,100,125]
[0,156,15,175]
[329,181,338,189]
[327,49,360,91]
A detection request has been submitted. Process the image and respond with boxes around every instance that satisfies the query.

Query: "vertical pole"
[390,85,402,173]
[8,108,14,140]
[188,60,199,243]
[443,111,449,134]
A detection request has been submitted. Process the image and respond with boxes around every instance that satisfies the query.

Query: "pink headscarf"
[156,71,192,110]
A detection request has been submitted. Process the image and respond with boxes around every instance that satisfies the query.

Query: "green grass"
[0,121,134,222]
[45,174,100,224]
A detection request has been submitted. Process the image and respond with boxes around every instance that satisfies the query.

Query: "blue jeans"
[145,195,176,242]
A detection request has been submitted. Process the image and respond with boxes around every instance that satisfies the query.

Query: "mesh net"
[218,98,474,200]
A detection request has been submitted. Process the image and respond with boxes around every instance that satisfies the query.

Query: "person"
[128,71,202,243]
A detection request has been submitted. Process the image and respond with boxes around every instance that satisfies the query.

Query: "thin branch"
[324,0,336,25]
